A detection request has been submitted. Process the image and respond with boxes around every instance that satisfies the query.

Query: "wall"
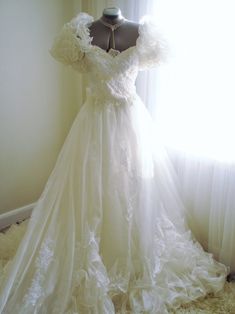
[0,0,83,213]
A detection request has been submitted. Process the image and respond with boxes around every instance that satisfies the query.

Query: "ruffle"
[49,12,93,71]
[50,12,169,72]
[136,15,169,70]
[64,222,115,314]
[68,12,94,52]
[67,223,227,314]
[0,217,228,314]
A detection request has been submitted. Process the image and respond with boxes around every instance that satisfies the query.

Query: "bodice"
[85,46,139,105]
[50,12,168,107]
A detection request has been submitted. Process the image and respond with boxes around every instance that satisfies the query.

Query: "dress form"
[88,7,139,53]
[1,12,228,314]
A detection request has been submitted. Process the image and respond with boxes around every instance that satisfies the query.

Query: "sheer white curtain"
[77,0,235,272]
[147,0,235,273]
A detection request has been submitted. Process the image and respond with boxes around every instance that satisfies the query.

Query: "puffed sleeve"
[49,13,93,73]
[136,16,169,71]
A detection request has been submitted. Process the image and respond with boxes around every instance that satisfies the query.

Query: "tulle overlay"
[0,12,228,314]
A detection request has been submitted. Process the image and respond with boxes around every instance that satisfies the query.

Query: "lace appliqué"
[108,48,121,58]
[117,140,140,223]
[22,237,55,308]
[64,222,114,313]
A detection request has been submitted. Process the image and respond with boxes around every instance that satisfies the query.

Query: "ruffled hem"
[0,218,228,314]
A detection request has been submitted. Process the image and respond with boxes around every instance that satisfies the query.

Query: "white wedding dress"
[0,12,228,314]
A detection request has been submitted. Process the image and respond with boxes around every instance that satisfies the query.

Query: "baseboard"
[0,202,36,230]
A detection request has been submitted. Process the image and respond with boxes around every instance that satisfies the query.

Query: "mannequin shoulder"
[88,19,102,31]
[118,20,139,46]
[124,20,139,29]
[122,20,139,37]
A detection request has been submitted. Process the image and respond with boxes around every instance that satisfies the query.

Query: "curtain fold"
[169,149,235,271]
[148,0,235,273]
[77,0,235,272]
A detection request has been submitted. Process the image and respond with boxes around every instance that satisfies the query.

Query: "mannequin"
[88,7,139,54]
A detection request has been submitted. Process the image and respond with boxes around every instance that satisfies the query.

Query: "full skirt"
[0,95,228,313]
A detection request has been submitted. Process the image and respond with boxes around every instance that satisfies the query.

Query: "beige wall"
[0,0,83,214]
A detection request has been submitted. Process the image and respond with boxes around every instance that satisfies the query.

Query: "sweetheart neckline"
[90,44,137,59]
[83,18,142,59]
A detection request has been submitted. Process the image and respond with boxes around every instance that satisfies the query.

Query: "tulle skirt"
[0,94,228,313]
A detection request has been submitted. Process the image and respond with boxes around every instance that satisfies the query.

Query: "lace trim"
[49,13,95,73]
[22,237,55,308]
[136,15,169,69]
[68,12,94,52]
[50,11,168,68]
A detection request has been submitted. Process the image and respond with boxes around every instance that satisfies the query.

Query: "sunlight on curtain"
[149,0,235,163]
[147,0,235,271]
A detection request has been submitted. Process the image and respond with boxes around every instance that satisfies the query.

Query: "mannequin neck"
[102,7,124,24]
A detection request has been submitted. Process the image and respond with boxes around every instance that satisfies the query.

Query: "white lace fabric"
[0,12,228,314]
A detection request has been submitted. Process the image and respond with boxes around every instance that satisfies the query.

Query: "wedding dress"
[0,12,228,314]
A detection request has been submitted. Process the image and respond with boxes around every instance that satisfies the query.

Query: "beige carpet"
[0,220,235,313]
